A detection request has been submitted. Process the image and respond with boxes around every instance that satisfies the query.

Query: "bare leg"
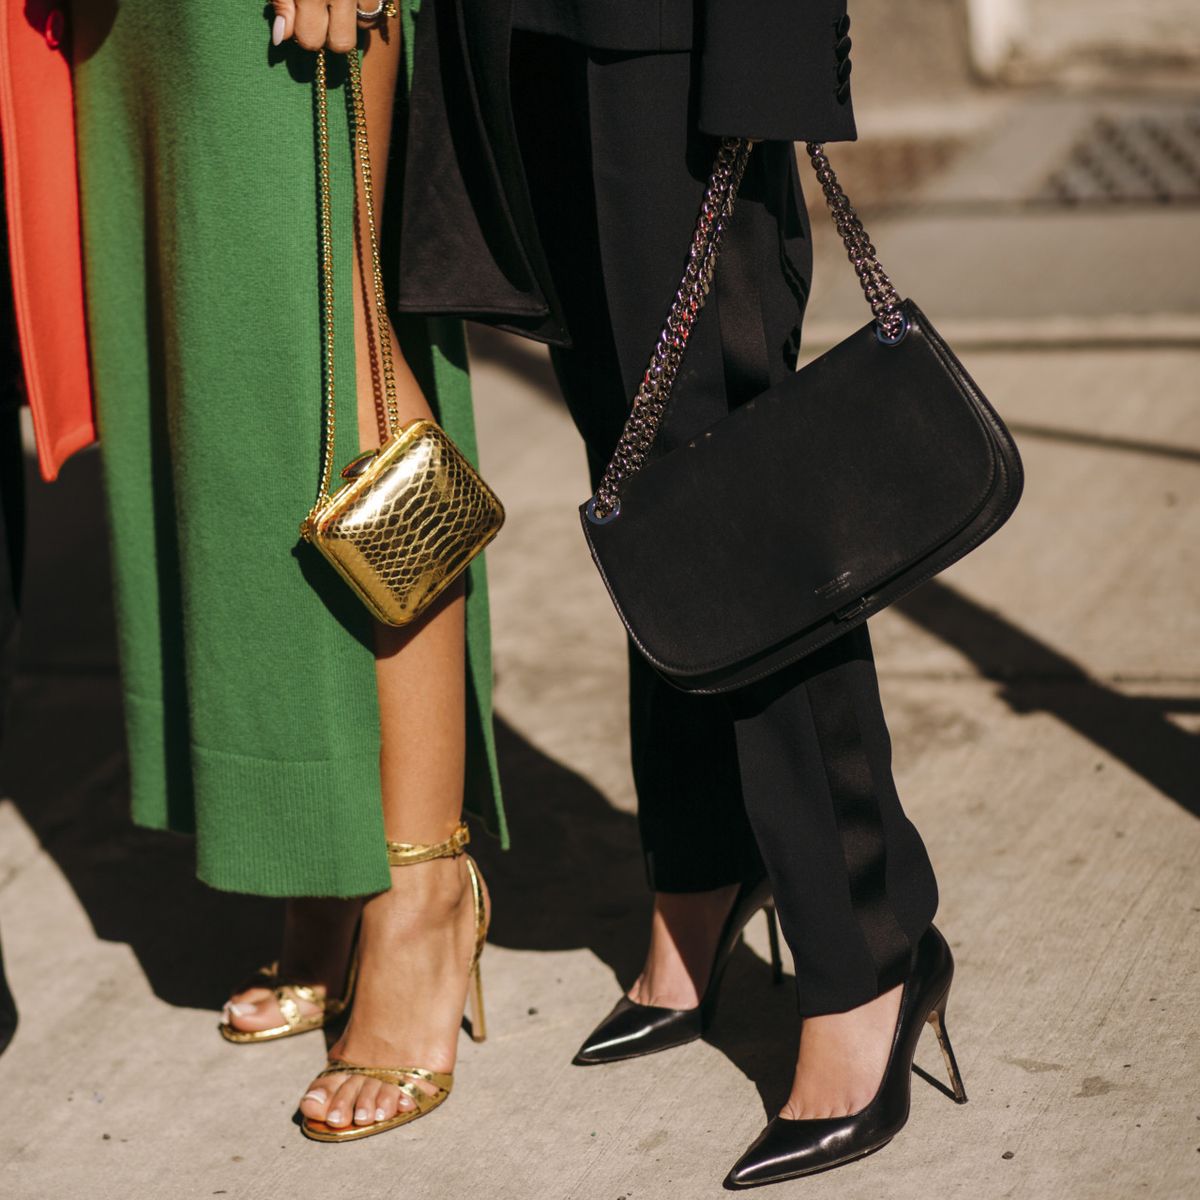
[626,887,740,1009]
[297,22,484,1130]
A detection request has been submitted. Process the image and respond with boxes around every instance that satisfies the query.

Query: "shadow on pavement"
[897,581,1199,819]
[0,444,796,1112]
[472,717,647,982]
[469,332,1200,821]
[10,407,1194,1111]
[1007,421,1200,466]
[476,718,801,1114]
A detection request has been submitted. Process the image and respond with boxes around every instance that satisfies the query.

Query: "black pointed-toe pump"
[573,876,782,1066]
[724,925,967,1190]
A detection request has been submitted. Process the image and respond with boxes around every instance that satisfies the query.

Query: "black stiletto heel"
[724,925,966,1189]
[573,877,780,1065]
[765,904,783,986]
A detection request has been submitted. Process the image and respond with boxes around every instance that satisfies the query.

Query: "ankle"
[375,856,471,927]
[654,886,740,955]
[632,884,741,1003]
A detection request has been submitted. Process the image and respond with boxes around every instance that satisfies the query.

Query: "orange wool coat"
[0,0,95,482]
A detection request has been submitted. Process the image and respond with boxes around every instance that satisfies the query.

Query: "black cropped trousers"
[510,31,938,1015]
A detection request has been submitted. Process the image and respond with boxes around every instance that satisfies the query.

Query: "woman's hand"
[270,1,358,52]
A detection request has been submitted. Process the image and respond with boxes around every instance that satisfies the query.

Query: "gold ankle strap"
[385,821,470,867]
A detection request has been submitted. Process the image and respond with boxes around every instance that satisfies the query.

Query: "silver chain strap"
[588,138,752,521]
[804,142,905,343]
[587,139,904,523]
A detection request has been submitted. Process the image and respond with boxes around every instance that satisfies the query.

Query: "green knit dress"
[69,1,504,897]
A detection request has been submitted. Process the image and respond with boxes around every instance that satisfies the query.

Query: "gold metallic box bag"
[300,51,504,626]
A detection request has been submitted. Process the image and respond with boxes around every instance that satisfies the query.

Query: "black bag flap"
[581,303,1002,679]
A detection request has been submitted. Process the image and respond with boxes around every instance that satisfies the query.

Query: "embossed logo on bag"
[814,571,852,599]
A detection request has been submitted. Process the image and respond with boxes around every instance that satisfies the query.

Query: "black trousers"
[510,32,938,1014]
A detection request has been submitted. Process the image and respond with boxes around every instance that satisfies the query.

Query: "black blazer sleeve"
[698,1,858,143]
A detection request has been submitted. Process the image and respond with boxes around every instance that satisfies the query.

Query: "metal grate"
[1037,110,1200,205]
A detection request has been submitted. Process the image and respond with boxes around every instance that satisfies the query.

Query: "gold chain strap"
[586,138,907,522]
[311,46,399,514]
[346,49,400,438]
[313,48,337,509]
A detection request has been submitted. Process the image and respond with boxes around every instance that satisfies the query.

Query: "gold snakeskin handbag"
[300,50,504,627]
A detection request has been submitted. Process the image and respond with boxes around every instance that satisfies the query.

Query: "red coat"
[0,0,94,482]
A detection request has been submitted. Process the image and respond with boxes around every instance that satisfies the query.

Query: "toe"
[300,1078,333,1121]
[324,1076,364,1129]
[378,1081,411,1118]
[225,988,323,1034]
[225,1001,272,1032]
[352,1079,382,1126]
[224,987,285,1033]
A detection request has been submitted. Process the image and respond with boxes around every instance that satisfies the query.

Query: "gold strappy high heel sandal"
[300,821,488,1143]
[219,939,360,1044]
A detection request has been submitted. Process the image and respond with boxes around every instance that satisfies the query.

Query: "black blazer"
[512,0,858,141]
[395,0,858,343]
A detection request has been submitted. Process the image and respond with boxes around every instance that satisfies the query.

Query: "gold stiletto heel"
[219,932,359,1044]
[300,821,489,1143]
[928,993,968,1104]
[463,854,488,1043]
[466,957,488,1043]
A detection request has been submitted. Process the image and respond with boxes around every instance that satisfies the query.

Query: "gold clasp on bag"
[340,449,379,480]
[300,49,504,626]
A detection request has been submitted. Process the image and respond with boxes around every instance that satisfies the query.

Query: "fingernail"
[272,15,286,46]
[303,1090,326,1105]
[375,1107,387,1122]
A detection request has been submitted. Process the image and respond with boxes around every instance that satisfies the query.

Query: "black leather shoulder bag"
[580,139,1024,694]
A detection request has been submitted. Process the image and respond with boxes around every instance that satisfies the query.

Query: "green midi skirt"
[69,1,504,897]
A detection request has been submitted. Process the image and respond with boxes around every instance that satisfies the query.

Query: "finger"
[293,0,328,52]
[327,0,358,53]
[270,0,296,46]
